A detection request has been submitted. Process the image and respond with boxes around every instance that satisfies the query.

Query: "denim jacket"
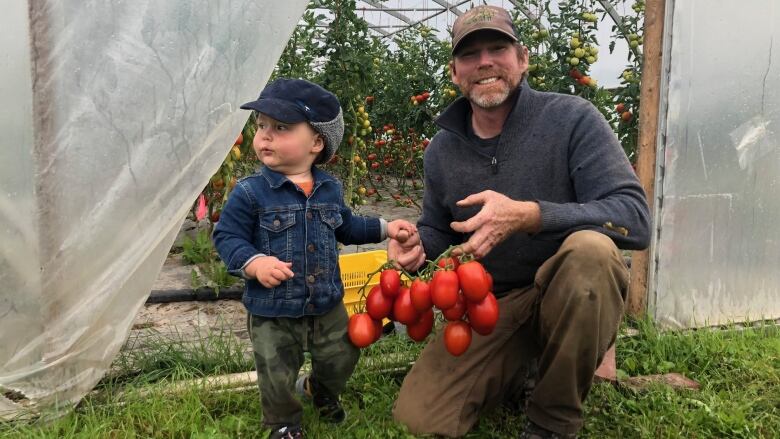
[213,167,382,318]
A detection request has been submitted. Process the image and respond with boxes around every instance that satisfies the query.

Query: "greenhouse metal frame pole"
[628,0,665,317]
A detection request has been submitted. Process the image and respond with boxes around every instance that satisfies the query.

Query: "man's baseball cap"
[451,5,518,54]
[241,79,344,164]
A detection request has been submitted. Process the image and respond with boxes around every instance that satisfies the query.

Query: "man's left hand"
[450,190,542,259]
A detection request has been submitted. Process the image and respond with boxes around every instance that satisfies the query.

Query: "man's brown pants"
[392,231,629,437]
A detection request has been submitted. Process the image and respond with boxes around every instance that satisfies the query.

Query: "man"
[388,5,651,439]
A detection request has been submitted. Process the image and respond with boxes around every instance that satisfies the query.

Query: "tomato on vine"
[380,269,401,297]
[410,278,432,312]
[442,293,467,321]
[407,308,434,342]
[467,292,499,335]
[437,257,460,271]
[348,313,376,348]
[431,270,459,310]
[393,286,419,325]
[444,321,472,356]
[366,285,393,320]
[457,260,490,302]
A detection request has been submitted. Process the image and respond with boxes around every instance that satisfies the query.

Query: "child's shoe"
[295,374,346,423]
[269,424,303,439]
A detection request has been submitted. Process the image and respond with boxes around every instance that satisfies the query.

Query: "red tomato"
[616,103,626,113]
[437,257,460,271]
[467,292,499,332]
[380,269,401,298]
[348,313,376,348]
[431,270,459,309]
[444,321,472,356]
[621,111,633,122]
[367,153,377,161]
[471,322,494,336]
[406,308,434,342]
[366,285,393,320]
[393,287,419,325]
[372,318,383,342]
[442,293,466,321]
[410,278,432,312]
[457,261,490,303]
[234,133,243,146]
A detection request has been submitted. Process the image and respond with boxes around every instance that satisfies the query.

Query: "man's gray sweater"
[418,81,651,295]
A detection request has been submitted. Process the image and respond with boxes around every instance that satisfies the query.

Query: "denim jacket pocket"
[319,207,344,230]
[257,211,296,258]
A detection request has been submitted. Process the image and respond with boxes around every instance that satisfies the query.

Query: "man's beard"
[464,71,522,109]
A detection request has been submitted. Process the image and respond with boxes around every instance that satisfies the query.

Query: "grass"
[1,320,778,438]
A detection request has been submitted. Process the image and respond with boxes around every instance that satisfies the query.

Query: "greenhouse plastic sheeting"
[651,0,780,328]
[0,0,308,419]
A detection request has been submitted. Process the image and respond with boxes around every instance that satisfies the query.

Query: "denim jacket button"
[306,211,313,220]
[306,274,315,284]
[273,219,281,227]
[307,243,315,252]
[306,304,315,312]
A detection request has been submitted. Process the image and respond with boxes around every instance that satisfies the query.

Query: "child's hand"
[387,219,418,243]
[244,256,294,288]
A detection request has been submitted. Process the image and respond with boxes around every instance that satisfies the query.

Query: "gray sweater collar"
[435,77,534,143]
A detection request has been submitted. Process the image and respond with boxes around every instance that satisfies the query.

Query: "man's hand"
[450,190,541,259]
[387,220,426,271]
[244,256,294,288]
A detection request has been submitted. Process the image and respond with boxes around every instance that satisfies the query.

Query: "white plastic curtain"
[0,0,308,418]
[651,0,780,328]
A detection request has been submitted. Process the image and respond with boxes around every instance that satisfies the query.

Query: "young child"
[213,78,416,439]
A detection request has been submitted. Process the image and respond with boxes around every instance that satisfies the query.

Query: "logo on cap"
[464,7,497,25]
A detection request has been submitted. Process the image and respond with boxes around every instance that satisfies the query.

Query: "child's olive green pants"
[248,303,359,428]
[393,231,629,437]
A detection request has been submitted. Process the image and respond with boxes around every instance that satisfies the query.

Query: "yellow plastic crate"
[339,249,388,316]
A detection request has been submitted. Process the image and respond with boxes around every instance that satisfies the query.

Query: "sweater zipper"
[491,156,498,174]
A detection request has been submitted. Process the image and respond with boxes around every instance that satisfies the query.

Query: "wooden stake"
[628,0,666,317]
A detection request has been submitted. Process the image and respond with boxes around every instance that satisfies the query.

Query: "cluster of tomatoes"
[204,133,244,223]
[616,102,633,122]
[410,91,430,106]
[348,256,499,357]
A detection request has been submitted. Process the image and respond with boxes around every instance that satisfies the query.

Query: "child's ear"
[311,134,325,154]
